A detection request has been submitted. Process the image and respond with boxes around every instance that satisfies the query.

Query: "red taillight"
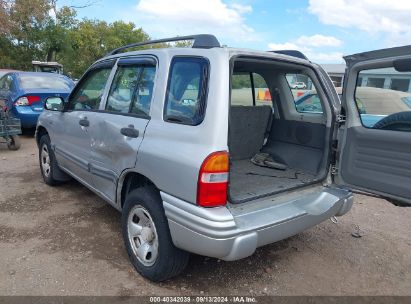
[27,95,41,105]
[197,151,229,207]
[15,96,41,106]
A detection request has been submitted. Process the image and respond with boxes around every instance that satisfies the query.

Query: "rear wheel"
[122,186,190,282]
[39,135,60,186]
[7,135,21,150]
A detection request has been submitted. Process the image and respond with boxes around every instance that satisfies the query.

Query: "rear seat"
[229,105,272,160]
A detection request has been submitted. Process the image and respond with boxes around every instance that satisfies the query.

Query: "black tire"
[7,135,21,150]
[122,186,190,282]
[373,111,411,132]
[39,135,60,186]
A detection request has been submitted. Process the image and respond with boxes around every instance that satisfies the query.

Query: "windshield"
[19,75,74,90]
[0,71,10,78]
[38,66,61,73]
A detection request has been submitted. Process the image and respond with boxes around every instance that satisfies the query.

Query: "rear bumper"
[11,107,41,128]
[161,186,353,261]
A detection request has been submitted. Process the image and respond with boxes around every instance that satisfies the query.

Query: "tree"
[64,19,149,78]
[41,6,77,62]
[0,0,50,69]
[0,0,12,34]
[0,0,151,78]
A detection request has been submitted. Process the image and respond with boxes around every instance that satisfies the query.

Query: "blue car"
[293,88,409,128]
[0,72,74,128]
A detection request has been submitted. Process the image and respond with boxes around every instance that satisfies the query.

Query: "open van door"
[337,45,411,206]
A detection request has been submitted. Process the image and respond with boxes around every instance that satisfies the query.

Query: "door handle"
[120,125,139,138]
[79,118,89,127]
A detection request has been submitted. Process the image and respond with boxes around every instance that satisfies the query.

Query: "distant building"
[321,64,411,92]
[357,67,411,93]
[321,64,345,87]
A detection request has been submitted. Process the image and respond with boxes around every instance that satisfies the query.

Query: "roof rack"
[106,34,221,56]
[269,50,309,60]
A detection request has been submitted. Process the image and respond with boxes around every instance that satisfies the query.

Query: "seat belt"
[272,87,284,119]
[263,111,273,145]
[263,88,279,145]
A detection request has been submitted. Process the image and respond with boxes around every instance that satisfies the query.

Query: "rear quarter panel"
[134,49,230,204]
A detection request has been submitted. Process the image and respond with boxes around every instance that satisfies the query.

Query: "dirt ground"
[0,135,410,296]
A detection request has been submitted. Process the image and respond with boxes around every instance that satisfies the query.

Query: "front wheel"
[39,135,60,186]
[122,186,190,282]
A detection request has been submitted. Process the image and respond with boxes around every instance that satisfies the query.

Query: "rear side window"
[164,57,209,125]
[253,73,272,107]
[231,73,253,106]
[286,73,323,114]
[231,72,272,107]
[106,65,156,117]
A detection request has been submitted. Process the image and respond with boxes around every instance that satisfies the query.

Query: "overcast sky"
[59,0,411,63]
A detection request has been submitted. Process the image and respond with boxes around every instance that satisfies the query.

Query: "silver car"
[35,35,411,281]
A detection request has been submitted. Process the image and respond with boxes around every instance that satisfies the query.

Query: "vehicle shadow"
[21,127,36,137]
[160,238,296,292]
[4,157,314,293]
[42,179,306,292]
[35,178,302,292]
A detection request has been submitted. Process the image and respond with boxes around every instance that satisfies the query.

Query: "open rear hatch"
[336,45,411,207]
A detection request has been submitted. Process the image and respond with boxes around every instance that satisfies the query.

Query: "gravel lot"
[0,135,410,296]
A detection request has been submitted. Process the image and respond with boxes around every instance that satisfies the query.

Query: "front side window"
[69,67,112,111]
[164,57,209,125]
[106,65,156,116]
[355,66,411,131]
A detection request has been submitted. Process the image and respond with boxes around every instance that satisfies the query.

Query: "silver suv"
[36,35,411,281]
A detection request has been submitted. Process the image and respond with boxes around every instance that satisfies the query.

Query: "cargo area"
[228,57,330,203]
[230,159,318,203]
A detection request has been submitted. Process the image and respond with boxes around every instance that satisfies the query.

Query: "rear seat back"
[229,105,272,160]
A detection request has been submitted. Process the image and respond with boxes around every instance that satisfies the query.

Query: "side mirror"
[45,96,64,111]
